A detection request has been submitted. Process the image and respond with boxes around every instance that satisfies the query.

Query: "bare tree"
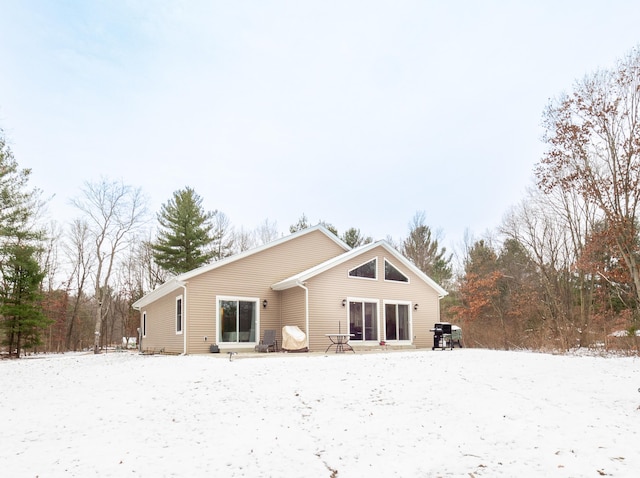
[536,46,640,306]
[62,219,94,350]
[38,221,62,291]
[210,211,234,260]
[71,178,148,353]
[114,241,150,348]
[138,233,167,291]
[256,218,279,245]
[501,193,569,347]
[233,226,255,253]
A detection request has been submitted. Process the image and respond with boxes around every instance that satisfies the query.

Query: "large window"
[385,302,410,341]
[176,297,183,334]
[349,258,377,279]
[349,300,378,341]
[219,298,257,343]
[385,259,408,283]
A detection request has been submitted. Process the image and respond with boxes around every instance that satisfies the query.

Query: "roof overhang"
[131,224,349,309]
[132,279,186,310]
[272,240,448,298]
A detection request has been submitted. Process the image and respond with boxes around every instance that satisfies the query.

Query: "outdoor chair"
[255,329,277,352]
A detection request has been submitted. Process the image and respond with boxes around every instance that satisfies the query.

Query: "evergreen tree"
[0,244,52,356]
[402,212,452,286]
[151,187,217,275]
[319,220,338,237]
[0,130,40,242]
[0,129,47,356]
[341,227,372,248]
[289,214,339,236]
[289,213,311,233]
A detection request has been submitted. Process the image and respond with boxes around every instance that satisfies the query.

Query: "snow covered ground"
[1,349,639,477]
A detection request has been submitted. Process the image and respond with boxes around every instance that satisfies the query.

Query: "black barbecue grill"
[430,322,462,350]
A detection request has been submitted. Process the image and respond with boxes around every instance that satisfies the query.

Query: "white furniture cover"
[282,326,307,351]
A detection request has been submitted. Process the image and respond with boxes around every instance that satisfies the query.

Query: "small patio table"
[325,333,355,353]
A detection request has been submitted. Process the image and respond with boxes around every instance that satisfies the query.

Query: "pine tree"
[0,129,47,356]
[402,212,452,286]
[0,130,39,242]
[0,244,52,356]
[151,187,217,275]
[289,213,311,233]
[341,227,372,248]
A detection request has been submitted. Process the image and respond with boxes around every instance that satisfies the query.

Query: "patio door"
[385,303,410,341]
[219,298,257,343]
[349,300,378,341]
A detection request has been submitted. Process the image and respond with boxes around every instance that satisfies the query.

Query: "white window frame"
[176,295,183,335]
[346,297,380,344]
[384,258,410,284]
[348,257,378,281]
[383,300,413,343]
[216,295,260,350]
[142,311,147,338]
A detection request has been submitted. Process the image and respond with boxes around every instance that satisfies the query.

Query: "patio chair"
[254,329,277,352]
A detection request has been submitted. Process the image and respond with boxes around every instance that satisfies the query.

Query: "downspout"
[132,304,141,353]
[297,281,310,349]
[178,281,187,355]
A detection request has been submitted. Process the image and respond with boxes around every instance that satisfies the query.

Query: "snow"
[2,349,639,477]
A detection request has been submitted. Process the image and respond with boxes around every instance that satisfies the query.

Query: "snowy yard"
[1,349,639,477]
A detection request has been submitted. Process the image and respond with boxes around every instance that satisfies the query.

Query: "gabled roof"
[132,225,350,309]
[271,240,448,297]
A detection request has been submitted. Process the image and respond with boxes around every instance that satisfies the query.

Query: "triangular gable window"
[349,258,377,279]
[385,259,408,282]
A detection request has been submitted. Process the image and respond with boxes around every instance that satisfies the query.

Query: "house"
[132,225,447,354]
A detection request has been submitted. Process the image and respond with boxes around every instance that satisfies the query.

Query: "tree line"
[0,147,452,356]
[2,45,639,356]
[448,46,640,354]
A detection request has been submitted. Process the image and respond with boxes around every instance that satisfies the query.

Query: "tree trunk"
[93,303,102,354]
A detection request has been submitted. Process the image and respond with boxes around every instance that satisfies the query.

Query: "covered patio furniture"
[282,325,308,352]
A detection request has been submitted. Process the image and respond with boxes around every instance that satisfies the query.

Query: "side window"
[142,312,147,337]
[176,297,183,334]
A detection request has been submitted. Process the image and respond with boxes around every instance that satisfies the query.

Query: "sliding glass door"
[349,300,378,342]
[219,298,257,343]
[385,303,410,341]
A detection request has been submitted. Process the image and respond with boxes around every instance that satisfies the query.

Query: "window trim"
[216,295,260,349]
[383,300,413,342]
[384,258,410,284]
[348,257,378,281]
[176,296,183,335]
[346,297,380,344]
[142,311,147,338]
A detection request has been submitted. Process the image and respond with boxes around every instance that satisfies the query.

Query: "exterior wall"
[281,287,307,347]
[139,290,185,354]
[184,229,346,353]
[305,246,442,351]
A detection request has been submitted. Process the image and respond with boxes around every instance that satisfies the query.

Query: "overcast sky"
[1,1,639,254]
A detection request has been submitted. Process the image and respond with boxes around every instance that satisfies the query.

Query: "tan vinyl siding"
[281,287,307,336]
[305,246,442,351]
[140,292,184,354]
[184,229,345,353]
